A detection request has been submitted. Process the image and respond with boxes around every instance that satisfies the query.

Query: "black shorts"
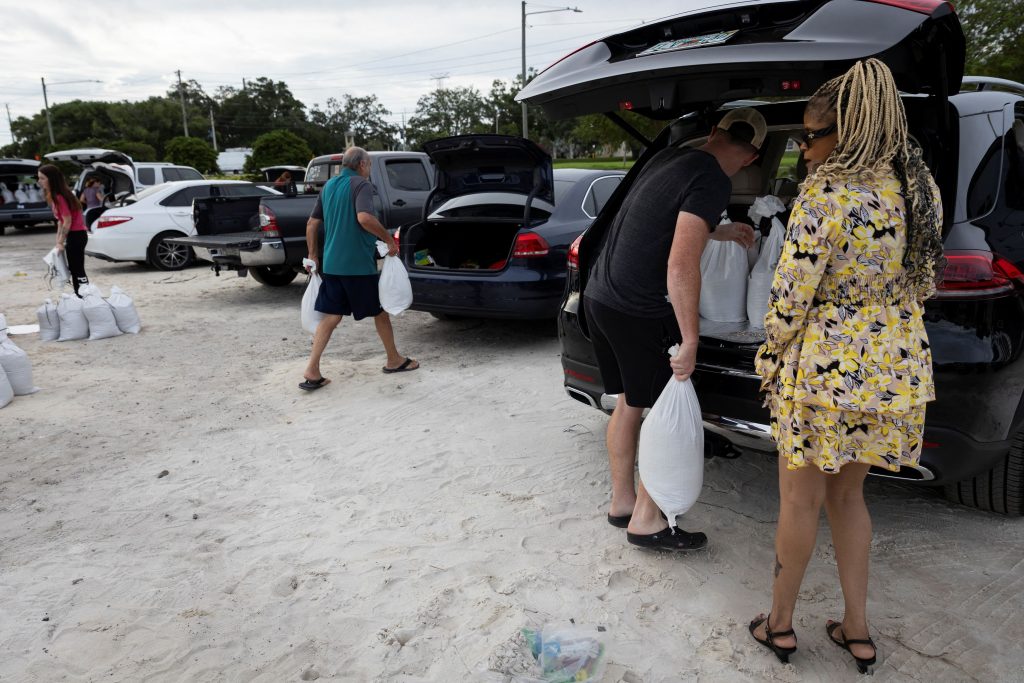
[584,296,681,409]
[315,273,383,320]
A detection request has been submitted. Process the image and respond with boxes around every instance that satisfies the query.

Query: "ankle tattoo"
[774,555,782,578]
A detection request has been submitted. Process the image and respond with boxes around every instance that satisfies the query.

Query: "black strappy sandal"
[748,613,797,663]
[826,621,877,675]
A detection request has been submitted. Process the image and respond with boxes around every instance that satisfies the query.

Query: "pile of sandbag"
[42,285,142,342]
[0,314,40,408]
[698,197,788,326]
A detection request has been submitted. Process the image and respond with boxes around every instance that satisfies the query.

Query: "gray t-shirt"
[309,176,374,220]
[585,147,730,317]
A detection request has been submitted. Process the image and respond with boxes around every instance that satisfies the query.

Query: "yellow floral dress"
[755,173,942,473]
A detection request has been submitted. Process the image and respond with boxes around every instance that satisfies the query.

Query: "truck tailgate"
[165,232,263,250]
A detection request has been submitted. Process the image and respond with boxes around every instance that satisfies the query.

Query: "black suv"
[519,0,1024,515]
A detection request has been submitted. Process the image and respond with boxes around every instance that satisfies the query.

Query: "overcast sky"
[0,0,708,148]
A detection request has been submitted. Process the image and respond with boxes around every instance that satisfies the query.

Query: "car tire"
[250,265,299,287]
[148,231,194,271]
[944,430,1024,516]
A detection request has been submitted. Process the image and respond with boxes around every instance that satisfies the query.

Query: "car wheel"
[148,231,194,271]
[250,265,299,287]
[944,430,1024,516]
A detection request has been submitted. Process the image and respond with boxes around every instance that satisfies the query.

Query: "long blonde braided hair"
[806,58,944,299]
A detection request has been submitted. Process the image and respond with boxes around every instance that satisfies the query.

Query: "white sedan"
[85,180,279,271]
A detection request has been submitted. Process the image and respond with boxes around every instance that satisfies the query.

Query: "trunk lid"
[44,148,135,171]
[517,0,964,120]
[422,134,554,212]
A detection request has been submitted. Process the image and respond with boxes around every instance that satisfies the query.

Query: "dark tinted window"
[305,162,343,185]
[970,114,1024,266]
[585,176,622,217]
[384,160,430,191]
[163,168,183,182]
[137,167,156,185]
[176,167,203,181]
[218,184,272,197]
[162,185,211,207]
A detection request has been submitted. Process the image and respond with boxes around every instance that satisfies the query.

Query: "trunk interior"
[193,196,262,236]
[0,165,47,212]
[403,219,521,272]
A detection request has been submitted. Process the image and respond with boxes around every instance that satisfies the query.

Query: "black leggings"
[66,230,89,296]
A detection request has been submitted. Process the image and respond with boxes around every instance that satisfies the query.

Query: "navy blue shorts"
[315,273,383,320]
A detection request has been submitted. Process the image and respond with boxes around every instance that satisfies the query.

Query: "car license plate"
[637,30,739,57]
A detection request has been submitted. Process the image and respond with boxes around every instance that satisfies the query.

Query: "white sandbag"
[746,217,787,328]
[0,329,40,396]
[37,298,60,342]
[43,248,71,290]
[699,237,749,323]
[637,346,705,526]
[14,185,28,202]
[56,293,89,341]
[0,186,14,203]
[379,255,413,316]
[301,259,324,334]
[106,286,142,334]
[746,231,762,271]
[80,284,122,340]
[0,365,12,408]
[747,195,786,226]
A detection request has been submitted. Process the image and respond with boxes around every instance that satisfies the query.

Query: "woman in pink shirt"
[38,164,89,295]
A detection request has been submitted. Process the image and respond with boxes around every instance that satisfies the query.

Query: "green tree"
[406,86,490,148]
[111,140,157,162]
[215,78,308,148]
[165,136,219,173]
[959,0,1024,83]
[306,94,399,152]
[244,130,313,174]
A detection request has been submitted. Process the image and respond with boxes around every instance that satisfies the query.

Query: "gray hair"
[342,146,370,170]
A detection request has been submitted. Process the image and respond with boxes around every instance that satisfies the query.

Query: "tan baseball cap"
[717,107,767,149]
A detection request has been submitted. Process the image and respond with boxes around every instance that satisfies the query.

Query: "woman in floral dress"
[747,59,945,673]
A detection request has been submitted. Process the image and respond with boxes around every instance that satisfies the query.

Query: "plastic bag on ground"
[521,623,607,683]
[0,321,40,396]
[637,345,704,526]
[43,248,72,290]
[301,259,324,334]
[37,298,60,342]
[106,286,142,334]
[56,293,89,341]
[379,255,413,316]
[699,228,749,322]
[746,216,787,328]
[80,284,123,340]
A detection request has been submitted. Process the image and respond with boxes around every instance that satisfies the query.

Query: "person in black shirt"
[584,107,766,551]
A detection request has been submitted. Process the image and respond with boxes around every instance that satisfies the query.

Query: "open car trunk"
[0,161,47,216]
[402,219,522,272]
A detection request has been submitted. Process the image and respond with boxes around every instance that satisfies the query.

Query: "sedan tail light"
[259,204,279,237]
[567,234,583,270]
[512,231,550,258]
[95,215,132,229]
[934,252,1022,299]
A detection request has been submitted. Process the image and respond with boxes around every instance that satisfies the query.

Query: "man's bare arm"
[357,212,397,255]
[666,211,710,380]
[305,217,323,271]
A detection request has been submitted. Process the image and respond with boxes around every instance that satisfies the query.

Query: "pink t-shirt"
[52,194,87,232]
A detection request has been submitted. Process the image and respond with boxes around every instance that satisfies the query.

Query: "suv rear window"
[176,167,203,181]
[137,167,156,185]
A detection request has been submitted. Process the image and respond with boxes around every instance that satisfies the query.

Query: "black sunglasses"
[799,123,837,146]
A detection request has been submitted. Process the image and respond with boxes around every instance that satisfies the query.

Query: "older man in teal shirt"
[300,147,419,391]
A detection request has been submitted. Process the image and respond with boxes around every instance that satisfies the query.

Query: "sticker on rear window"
[636,30,739,57]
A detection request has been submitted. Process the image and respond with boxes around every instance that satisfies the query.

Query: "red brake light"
[862,0,949,14]
[619,101,634,111]
[95,215,132,229]
[259,204,279,237]
[393,227,401,251]
[935,252,1017,298]
[512,231,550,258]
[567,234,583,270]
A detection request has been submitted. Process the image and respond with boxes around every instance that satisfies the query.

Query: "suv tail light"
[95,215,132,229]
[393,227,400,251]
[862,0,950,14]
[259,204,279,237]
[567,234,583,270]
[512,231,550,258]
[935,252,1023,299]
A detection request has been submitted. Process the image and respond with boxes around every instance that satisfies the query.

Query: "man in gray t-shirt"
[584,107,766,552]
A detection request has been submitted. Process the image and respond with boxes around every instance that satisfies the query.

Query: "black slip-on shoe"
[626,527,707,552]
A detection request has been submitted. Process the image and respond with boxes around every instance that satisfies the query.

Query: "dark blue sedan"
[397,135,624,319]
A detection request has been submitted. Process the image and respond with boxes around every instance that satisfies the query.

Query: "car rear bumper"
[0,208,53,226]
[187,237,286,267]
[409,269,565,319]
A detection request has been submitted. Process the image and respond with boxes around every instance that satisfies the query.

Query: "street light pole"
[41,77,54,146]
[521,3,581,140]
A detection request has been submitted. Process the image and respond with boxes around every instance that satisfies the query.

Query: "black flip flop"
[627,527,707,552]
[607,513,631,528]
[299,377,329,391]
[382,358,419,374]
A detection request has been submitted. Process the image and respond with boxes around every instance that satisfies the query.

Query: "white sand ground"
[1,227,1023,682]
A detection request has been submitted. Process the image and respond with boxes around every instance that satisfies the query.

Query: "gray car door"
[378,158,433,227]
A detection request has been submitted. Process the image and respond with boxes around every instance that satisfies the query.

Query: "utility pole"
[176,69,189,137]
[5,103,16,144]
[210,107,218,151]
[41,77,55,146]
[521,3,582,140]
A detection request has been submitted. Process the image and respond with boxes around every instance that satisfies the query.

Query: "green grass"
[554,158,635,170]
